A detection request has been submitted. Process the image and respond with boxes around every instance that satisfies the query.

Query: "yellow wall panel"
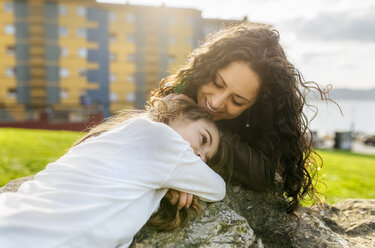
[109,63,135,73]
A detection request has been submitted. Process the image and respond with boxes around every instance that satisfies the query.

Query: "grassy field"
[1,128,374,204]
[315,150,375,204]
[0,128,83,186]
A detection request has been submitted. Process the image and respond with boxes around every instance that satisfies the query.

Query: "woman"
[152,22,324,213]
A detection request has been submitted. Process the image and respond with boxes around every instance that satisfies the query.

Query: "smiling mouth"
[205,98,219,113]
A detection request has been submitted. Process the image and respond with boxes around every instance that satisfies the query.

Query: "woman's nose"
[211,93,226,109]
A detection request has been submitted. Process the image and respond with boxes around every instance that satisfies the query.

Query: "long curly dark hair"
[152,22,326,213]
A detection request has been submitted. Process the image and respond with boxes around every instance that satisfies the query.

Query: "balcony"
[29,79,46,88]
[29,68,46,78]
[29,47,45,56]
[28,25,44,35]
[29,58,45,67]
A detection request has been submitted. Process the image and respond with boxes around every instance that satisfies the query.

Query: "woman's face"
[197,61,260,121]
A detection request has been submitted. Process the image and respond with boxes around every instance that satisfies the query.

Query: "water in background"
[305,100,375,136]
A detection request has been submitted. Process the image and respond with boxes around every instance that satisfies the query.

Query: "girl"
[0,100,226,248]
[152,22,327,212]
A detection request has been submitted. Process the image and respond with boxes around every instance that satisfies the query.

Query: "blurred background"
[0,0,374,202]
[0,0,374,151]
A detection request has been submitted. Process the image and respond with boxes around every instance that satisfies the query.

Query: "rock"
[131,202,255,248]
[293,207,350,248]
[0,175,34,194]
[224,183,351,248]
[1,177,374,248]
[318,199,375,248]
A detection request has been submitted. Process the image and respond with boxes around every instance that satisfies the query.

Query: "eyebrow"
[217,73,251,103]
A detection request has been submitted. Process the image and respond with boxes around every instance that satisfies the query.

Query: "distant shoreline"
[307,88,375,100]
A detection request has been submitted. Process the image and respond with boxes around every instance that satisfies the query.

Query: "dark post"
[334,132,352,150]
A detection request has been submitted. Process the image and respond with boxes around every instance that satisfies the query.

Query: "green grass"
[315,150,375,204]
[0,128,84,186]
[1,128,374,204]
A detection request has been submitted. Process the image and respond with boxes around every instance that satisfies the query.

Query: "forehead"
[217,62,260,102]
[193,118,217,133]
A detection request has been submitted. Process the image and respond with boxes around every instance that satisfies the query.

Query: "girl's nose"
[196,151,206,162]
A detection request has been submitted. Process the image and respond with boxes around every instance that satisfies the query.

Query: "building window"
[110,74,118,83]
[60,68,69,78]
[6,67,15,77]
[58,4,67,15]
[6,45,15,55]
[4,2,14,13]
[125,13,135,23]
[126,92,135,103]
[78,68,86,77]
[60,89,69,99]
[110,92,118,102]
[126,34,134,43]
[109,33,117,42]
[78,48,87,58]
[126,74,134,83]
[109,12,117,22]
[58,26,68,37]
[76,6,86,17]
[109,53,117,62]
[167,56,176,64]
[60,47,68,57]
[4,24,15,35]
[127,54,135,62]
[77,28,87,38]
[169,36,175,45]
[7,88,16,99]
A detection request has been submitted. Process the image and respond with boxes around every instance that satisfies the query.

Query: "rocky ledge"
[1,177,374,247]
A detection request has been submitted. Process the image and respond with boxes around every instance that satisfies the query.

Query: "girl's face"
[196,61,260,121]
[169,117,220,163]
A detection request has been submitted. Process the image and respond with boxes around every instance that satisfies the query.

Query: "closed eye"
[201,133,208,145]
[232,97,245,106]
[216,72,251,106]
[213,80,223,89]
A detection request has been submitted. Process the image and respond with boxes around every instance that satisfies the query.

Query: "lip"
[204,98,220,115]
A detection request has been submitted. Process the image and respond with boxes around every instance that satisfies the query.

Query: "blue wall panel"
[14,0,29,104]
[87,7,110,117]
[44,1,60,104]
[158,15,168,82]
[134,9,146,108]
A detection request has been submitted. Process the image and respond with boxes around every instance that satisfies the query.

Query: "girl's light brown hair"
[74,99,228,231]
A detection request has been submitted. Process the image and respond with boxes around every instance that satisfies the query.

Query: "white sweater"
[0,117,226,248]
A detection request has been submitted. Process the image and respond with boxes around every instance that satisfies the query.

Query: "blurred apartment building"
[0,0,242,122]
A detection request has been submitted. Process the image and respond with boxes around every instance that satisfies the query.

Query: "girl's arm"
[162,149,226,202]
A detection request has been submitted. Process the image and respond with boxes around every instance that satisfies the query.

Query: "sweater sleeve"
[227,132,276,191]
[162,148,226,202]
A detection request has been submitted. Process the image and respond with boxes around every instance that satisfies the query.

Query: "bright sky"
[99,0,375,90]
